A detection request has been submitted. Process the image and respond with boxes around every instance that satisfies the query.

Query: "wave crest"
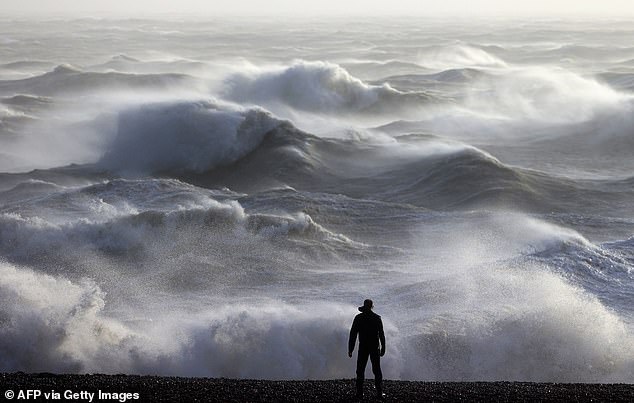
[419,44,507,69]
[223,60,431,114]
[99,101,283,174]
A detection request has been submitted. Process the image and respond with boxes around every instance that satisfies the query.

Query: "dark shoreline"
[2,373,634,402]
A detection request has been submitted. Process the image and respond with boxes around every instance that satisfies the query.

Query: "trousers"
[356,345,382,395]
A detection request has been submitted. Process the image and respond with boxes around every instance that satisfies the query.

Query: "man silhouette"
[348,299,385,399]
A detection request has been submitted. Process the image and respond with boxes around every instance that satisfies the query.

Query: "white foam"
[0,268,391,379]
[391,213,634,381]
[2,259,631,381]
[149,303,363,378]
[419,44,508,70]
[0,263,136,373]
[400,267,634,381]
[0,185,363,259]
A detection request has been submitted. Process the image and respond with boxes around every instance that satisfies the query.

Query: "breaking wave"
[0,267,360,378]
[99,101,283,174]
[0,263,135,373]
[404,267,634,382]
[2,259,633,382]
[223,60,434,114]
[0,178,368,263]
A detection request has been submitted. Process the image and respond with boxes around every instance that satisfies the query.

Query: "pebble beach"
[2,373,634,402]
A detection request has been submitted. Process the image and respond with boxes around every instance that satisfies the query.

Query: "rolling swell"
[1,94,53,108]
[0,64,198,96]
[379,68,489,95]
[176,124,629,214]
[26,93,631,217]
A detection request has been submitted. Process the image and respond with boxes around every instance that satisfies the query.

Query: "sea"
[1,16,633,382]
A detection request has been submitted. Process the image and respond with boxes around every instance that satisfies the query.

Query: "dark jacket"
[348,310,385,353]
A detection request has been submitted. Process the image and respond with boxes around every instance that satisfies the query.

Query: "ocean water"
[1,17,634,382]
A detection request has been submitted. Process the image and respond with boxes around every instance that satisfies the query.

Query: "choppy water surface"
[1,17,634,381]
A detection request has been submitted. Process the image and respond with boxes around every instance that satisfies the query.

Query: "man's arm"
[348,316,358,357]
[378,317,386,356]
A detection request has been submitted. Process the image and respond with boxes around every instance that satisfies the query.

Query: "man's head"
[358,299,373,312]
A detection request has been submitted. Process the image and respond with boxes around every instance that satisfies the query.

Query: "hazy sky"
[3,0,634,17]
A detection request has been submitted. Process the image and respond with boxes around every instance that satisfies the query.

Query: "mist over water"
[1,17,634,382]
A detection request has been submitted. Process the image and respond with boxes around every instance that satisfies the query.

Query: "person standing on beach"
[348,299,386,399]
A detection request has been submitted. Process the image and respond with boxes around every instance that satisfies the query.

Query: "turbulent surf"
[1,17,634,382]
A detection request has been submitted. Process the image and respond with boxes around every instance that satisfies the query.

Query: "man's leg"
[369,348,383,396]
[356,347,370,397]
